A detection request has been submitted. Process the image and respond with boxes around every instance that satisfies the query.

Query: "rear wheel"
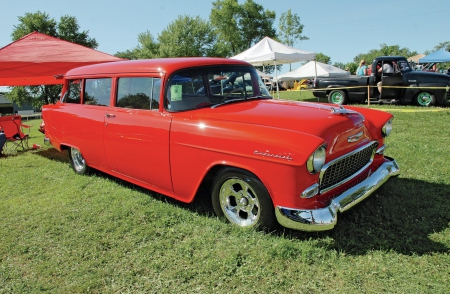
[69,147,90,175]
[212,168,276,230]
[328,90,347,105]
[415,92,435,107]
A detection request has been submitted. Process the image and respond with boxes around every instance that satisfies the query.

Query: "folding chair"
[0,115,32,154]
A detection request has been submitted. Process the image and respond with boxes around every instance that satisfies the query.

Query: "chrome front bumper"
[275,157,400,231]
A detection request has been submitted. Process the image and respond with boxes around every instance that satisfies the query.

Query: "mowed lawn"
[1,98,449,293]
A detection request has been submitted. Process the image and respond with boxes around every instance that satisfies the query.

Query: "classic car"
[313,56,450,106]
[42,57,400,231]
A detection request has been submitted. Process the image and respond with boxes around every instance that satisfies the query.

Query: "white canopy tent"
[230,36,315,96]
[276,61,350,82]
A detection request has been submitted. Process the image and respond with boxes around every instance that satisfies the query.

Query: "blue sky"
[1,0,449,75]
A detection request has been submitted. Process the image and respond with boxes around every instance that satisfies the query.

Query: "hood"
[191,99,372,157]
[406,70,450,85]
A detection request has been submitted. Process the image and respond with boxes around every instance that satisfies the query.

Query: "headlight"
[382,118,393,137]
[307,145,326,174]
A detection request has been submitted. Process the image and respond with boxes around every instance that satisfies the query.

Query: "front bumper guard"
[275,157,400,231]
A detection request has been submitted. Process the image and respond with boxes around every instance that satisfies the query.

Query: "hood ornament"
[330,105,356,115]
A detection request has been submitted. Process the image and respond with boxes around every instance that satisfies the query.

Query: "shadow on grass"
[284,177,450,255]
[33,148,450,255]
[93,168,450,256]
[35,148,69,163]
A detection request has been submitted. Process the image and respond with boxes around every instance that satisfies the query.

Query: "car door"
[380,63,403,100]
[103,77,173,192]
[56,78,111,169]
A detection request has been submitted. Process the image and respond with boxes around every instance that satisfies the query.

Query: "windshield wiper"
[211,96,271,108]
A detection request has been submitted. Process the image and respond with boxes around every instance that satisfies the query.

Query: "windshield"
[165,65,272,111]
[397,59,411,72]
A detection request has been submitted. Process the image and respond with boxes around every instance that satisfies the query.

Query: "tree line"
[4,0,450,108]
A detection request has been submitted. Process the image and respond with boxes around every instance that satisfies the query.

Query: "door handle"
[105,113,116,118]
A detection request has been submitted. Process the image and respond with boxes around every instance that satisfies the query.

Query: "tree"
[278,9,309,71]
[315,52,331,64]
[210,0,276,56]
[278,9,308,47]
[158,16,218,57]
[11,11,57,41]
[116,31,159,60]
[7,11,98,109]
[56,15,98,48]
[353,44,418,66]
[428,41,450,53]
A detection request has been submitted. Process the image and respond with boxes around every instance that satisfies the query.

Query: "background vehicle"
[313,56,450,106]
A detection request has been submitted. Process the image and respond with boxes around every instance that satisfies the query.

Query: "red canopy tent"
[0,32,125,86]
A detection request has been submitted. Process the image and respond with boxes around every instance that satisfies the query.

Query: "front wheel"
[211,168,276,230]
[415,92,435,107]
[328,90,347,105]
[69,147,91,175]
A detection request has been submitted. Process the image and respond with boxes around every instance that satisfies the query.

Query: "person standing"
[356,60,368,76]
[377,62,394,94]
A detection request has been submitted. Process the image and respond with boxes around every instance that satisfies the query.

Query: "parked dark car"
[313,56,450,106]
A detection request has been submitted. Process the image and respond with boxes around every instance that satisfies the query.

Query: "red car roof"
[65,57,252,78]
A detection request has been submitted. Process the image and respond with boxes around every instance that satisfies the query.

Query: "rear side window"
[84,78,112,106]
[63,79,82,104]
[116,77,161,110]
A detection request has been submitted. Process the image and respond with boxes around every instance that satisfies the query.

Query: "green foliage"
[11,11,97,48]
[278,8,308,47]
[1,111,449,292]
[56,15,98,48]
[6,85,62,108]
[210,0,276,56]
[437,41,450,51]
[115,31,160,60]
[353,44,418,65]
[11,11,57,41]
[315,52,331,64]
[158,15,218,57]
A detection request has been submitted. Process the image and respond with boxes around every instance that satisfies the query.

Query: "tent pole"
[275,60,279,99]
[314,60,319,101]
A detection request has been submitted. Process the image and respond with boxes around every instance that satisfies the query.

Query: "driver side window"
[165,70,210,112]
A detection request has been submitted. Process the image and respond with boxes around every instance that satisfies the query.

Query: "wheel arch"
[194,163,267,203]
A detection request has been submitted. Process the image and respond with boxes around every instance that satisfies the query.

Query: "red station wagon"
[42,57,400,231]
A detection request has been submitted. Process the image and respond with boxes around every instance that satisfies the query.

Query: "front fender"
[168,117,326,203]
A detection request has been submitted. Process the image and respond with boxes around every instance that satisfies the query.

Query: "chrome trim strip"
[275,157,400,231]
[347,131,363,143]
[319,141,378,193]
[376,145,386,155]
[300,183,319,198]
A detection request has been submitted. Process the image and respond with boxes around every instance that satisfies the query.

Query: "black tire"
[211,168,276,230]
[328,90,347,105]
[415,91,435,107]
[68,147,91,175]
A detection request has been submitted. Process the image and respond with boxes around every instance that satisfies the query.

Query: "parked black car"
[313,56,450,106]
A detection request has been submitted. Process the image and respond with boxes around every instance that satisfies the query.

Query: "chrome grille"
[319,142,378,193]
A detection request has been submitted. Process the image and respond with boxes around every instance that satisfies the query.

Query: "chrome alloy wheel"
[70,148,86,173]
[219,178,260,227]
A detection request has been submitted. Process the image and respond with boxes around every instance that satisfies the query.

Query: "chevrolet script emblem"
[348,131,363,143]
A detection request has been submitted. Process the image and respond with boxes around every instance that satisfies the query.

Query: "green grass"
[1,110,450,293]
